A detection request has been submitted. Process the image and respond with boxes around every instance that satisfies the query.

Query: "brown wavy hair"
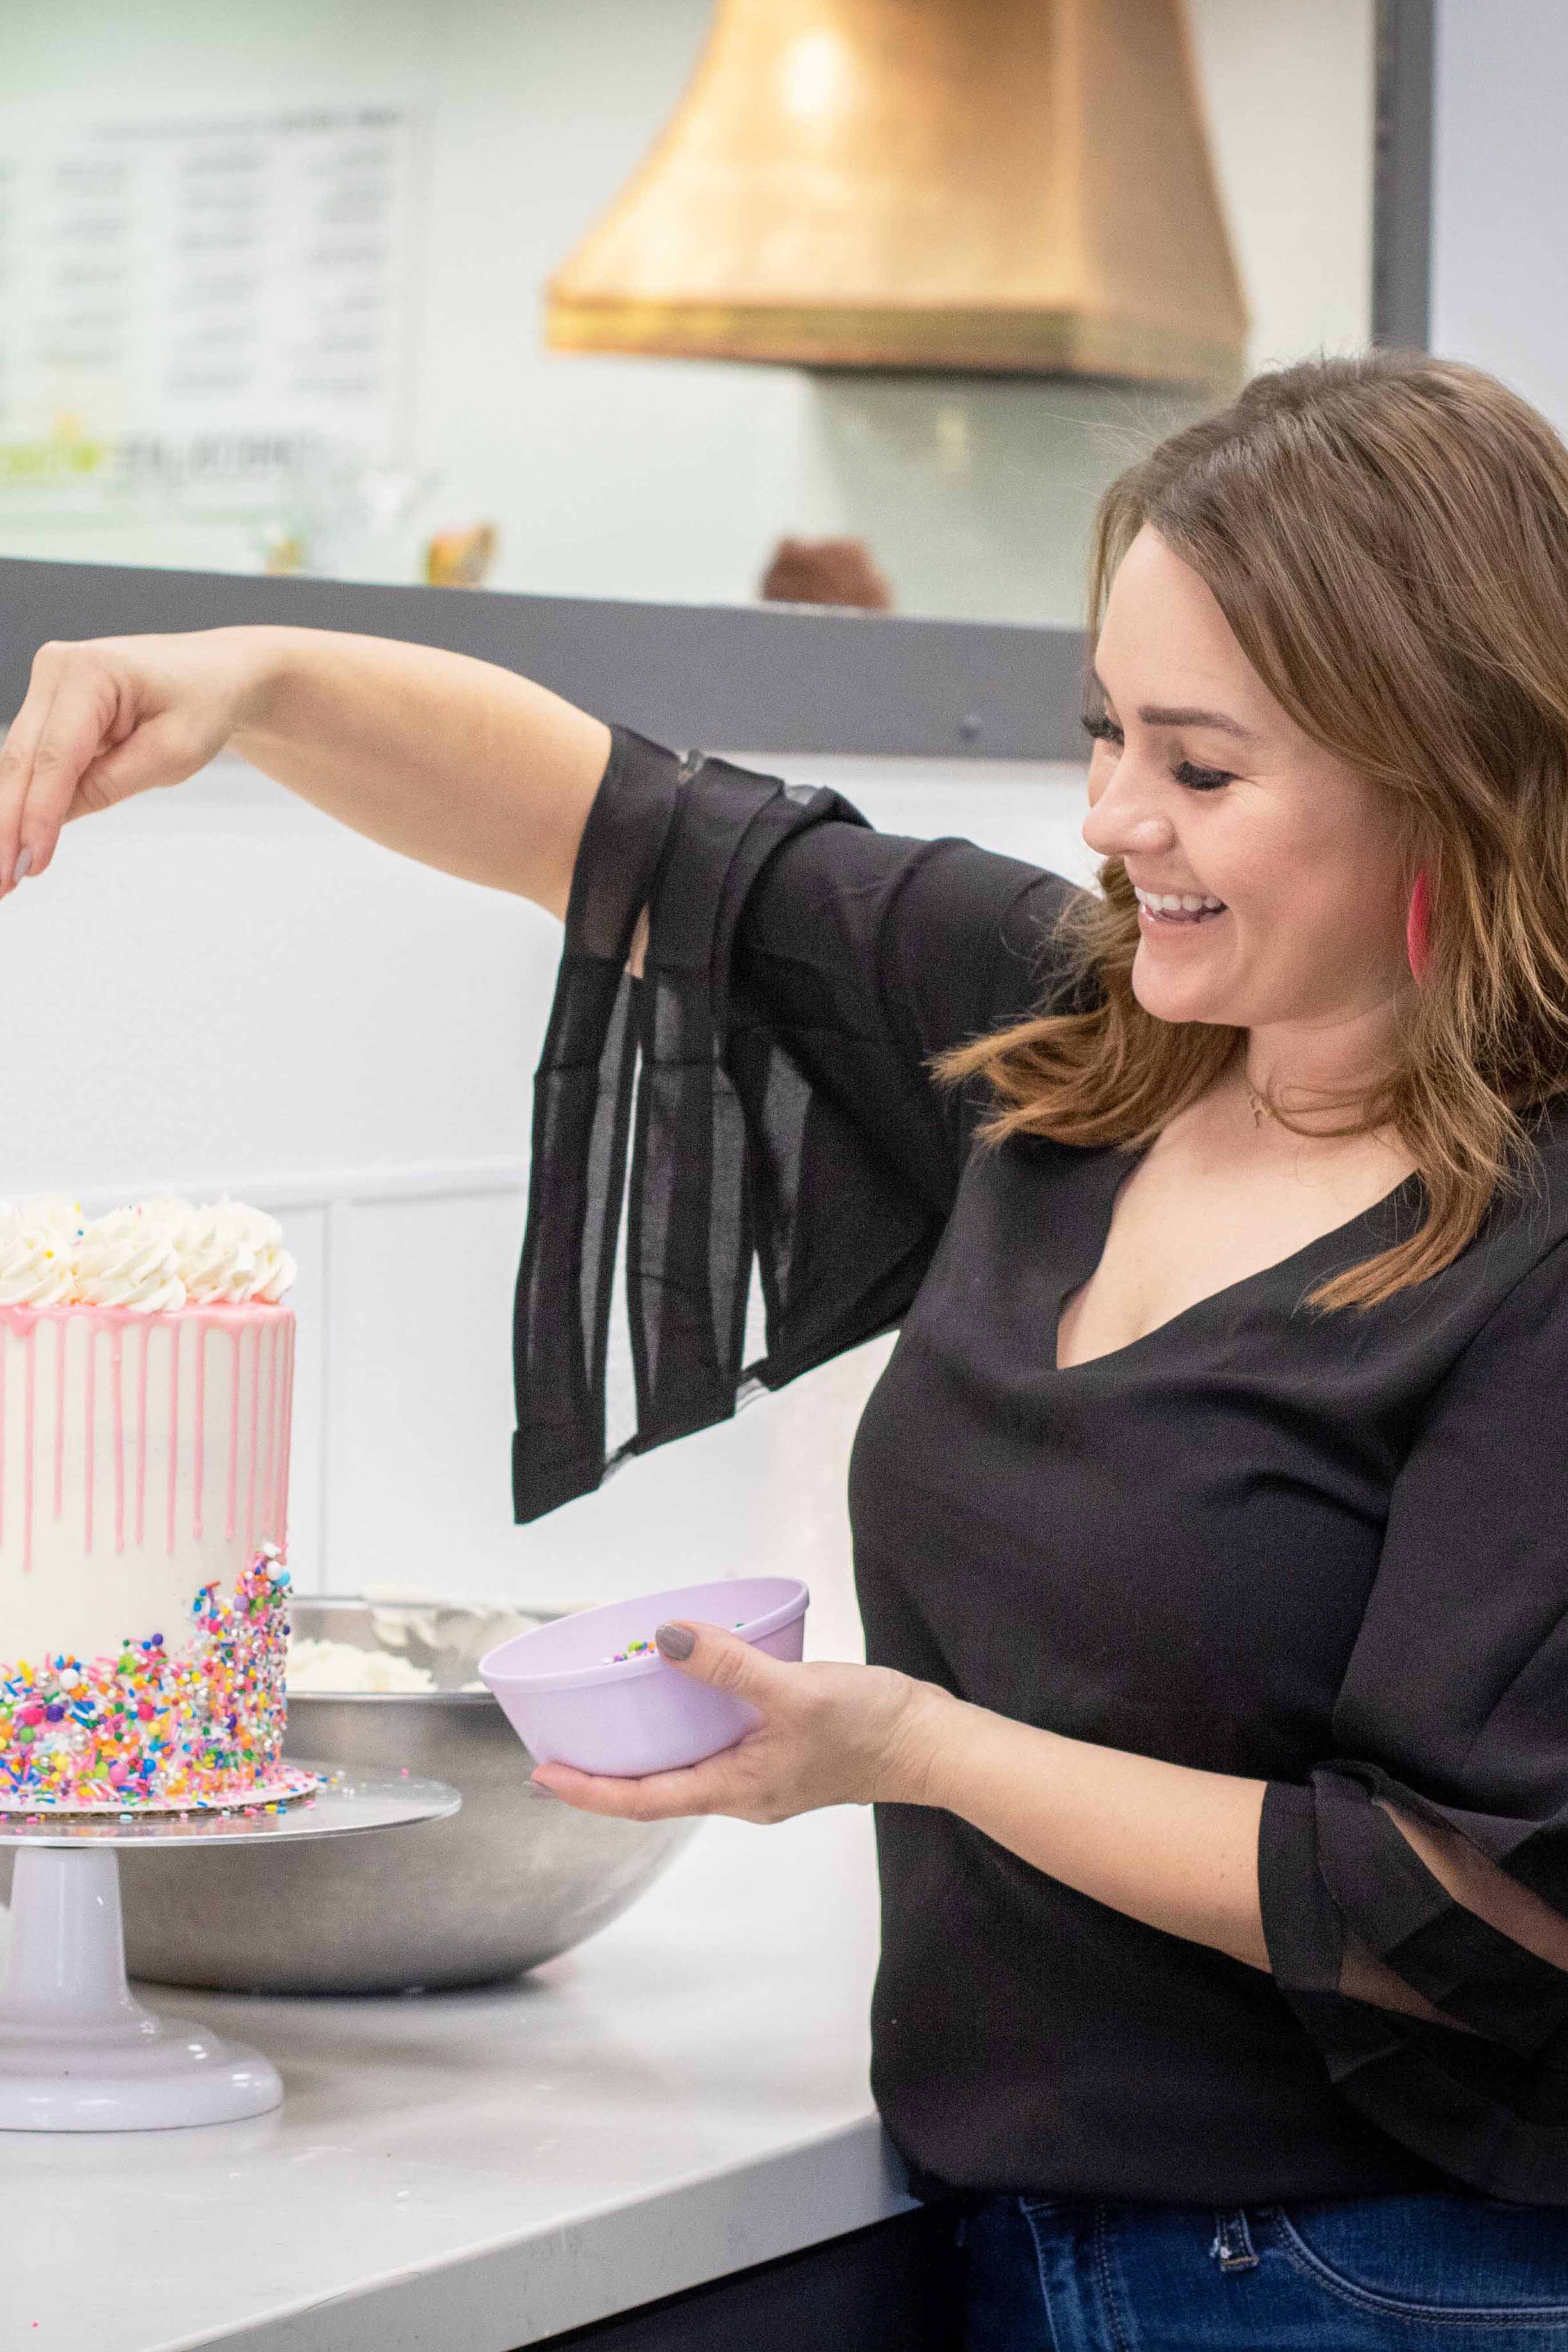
[943,350,1568,1308]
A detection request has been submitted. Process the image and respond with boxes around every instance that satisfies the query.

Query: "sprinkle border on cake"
[0,1545,318,1811]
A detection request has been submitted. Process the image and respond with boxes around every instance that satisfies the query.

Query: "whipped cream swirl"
[0,1195,295,1314]
[0,1201,81,1308]
[136,1197,297,1305]
[73,1206,186,1313]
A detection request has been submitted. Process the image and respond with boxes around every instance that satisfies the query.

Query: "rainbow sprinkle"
[603,1621,747,1664]
[0,1546,316,1811]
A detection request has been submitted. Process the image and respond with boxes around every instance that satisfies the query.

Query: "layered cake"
[0,1195,318,1811]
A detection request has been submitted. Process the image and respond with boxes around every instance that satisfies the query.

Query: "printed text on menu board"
[0,108,417,513]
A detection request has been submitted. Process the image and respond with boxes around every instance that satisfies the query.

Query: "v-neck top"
[512,730,1568,2209]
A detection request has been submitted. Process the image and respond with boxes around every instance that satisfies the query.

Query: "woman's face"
[1082,526,1410,1041]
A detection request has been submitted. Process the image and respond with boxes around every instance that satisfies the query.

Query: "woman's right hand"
[0,628,274,895]
[0,621,608,914]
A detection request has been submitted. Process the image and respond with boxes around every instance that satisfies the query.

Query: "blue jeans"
[962,2192,1568,2348]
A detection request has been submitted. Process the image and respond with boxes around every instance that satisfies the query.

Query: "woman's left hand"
[529,1620,947,1823]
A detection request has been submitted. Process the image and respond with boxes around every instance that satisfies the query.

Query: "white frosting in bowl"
[287,1638,440,1694]
[0,1195,297,1315]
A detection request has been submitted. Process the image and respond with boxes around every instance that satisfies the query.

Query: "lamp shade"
[545,0,1249,386]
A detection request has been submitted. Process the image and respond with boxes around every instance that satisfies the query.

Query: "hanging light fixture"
[545,0,1248,387]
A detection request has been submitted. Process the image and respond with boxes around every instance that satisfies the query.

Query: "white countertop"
[0,1802,909,2352]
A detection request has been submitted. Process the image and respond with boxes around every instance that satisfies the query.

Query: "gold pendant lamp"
[545,0,1248,387]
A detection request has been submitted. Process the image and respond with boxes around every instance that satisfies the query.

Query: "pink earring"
[1406,870,1432,983]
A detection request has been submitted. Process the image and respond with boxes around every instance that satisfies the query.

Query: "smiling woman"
[8,351,1568,2348]
[947,357,1568,1312]
[1084,536,1412,1043]
[515,355,1568,2342]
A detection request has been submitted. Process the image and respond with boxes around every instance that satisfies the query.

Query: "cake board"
[0,1767,460,2131]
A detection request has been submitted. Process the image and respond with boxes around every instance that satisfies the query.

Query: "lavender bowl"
[480,1577,809,1778]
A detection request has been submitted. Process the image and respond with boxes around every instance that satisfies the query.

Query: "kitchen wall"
[1,747,1101,1654]
[0,0,1375,624]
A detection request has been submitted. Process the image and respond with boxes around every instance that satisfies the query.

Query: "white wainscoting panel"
[323,1183,528,1595]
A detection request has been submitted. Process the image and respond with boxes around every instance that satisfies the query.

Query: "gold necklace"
[1244,1077,1272,1128]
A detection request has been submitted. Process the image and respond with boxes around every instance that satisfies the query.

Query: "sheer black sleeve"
[1260,1238,1568,2203]
[511,728,1079,1520]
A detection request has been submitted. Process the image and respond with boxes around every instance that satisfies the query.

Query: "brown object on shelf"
[425,523,499,588]
[759,535,895,610]
[260,533,308,577]
[546,0,1247,388]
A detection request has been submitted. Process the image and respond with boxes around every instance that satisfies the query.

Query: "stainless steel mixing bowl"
[34,1596,699,1995]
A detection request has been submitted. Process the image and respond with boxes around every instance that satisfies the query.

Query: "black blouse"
[513,728,1568,2209]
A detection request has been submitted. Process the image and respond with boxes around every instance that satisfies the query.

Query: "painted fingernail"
[12,847,30,882]
[655,1623,695,1661]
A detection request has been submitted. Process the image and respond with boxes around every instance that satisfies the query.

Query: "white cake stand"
[0,1767,459,2132]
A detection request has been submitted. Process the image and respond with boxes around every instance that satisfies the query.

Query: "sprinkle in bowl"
[479,1578,809,1778]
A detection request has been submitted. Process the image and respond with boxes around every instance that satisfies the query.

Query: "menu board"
[0,107,417,517]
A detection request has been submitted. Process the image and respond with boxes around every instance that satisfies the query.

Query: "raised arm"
[0,625,612,916]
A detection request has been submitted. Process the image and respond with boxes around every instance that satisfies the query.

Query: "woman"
[7,352,1568,2346]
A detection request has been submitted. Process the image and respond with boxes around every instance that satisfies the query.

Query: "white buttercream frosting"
[287,1638,438,1694]
[17,1195,87,1238]
[74,1207,186,1313]
[0,1195,295,1313]
[135,1197,297,1305]
[0,1206,80,1308]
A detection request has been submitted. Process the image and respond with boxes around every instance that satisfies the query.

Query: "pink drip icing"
[166,1316,181,1554]
[53,1316,65,1520]
[243,1321,260,1562]
[111,1326,126,1554]
[262,1317,279,1548]
[83,1320,96,1554]
[0,1301,294,1571]
[135,1321,150,1548]
[226,1326,242,1542]
[277,1318,294,1558]
[193,1321,206,1540]
[22,1322,35,1576]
